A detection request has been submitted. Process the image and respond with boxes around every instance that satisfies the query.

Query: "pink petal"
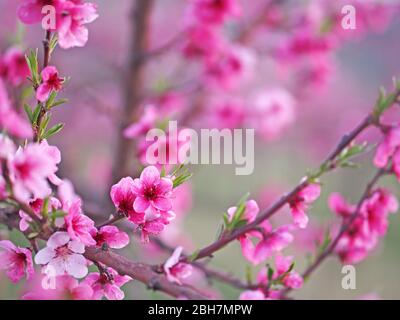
[36,83,52,102]
[133,196,150,213]
[34,247,56,265]
[65,254,88,279]
[47,231,70,249]
[140,166,160,186]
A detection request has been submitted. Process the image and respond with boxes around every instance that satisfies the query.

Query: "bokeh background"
[1,0,400,299]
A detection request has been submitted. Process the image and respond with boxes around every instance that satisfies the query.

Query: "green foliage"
[25,49,40,87]
[373,79,400,121]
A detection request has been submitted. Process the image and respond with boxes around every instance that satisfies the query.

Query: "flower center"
[144,186,158,200]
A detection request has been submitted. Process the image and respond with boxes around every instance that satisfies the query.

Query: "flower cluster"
[239,255,303,300]
[0,48,32,139]
[329,189,398,264]
[111,166,176,243]
[18,0,98,49]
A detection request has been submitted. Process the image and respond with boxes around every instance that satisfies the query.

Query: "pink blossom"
[1,47,30,86]
[227,200,293,265]
[64,199,97,246]
[374,126,400,169]
[0,240,34,283]
[0,79,33,139]
[18,1,98,49]
[18,0,63,25]
[205,100,245,129]
[23,274,93,300]
[132,166,173,213]
[205,46,255,90]
[246,88,296,141]
[139,217,167,243]
[57,179,81,204]
[110,177,145,224]
[138,128,191,169]
[164,246,193,284]
[239,290,265,300]
[34,231,88,278]
[191,0,242,25]
[274,255,303,289]
[91,226,130,249]
[19,197,61,232]
[182,24,223,58]
[8,143,61,201]
[0,134,16,159]
[330,189,398,264]
[252,224,294,264]
[56,1,99,49]
[36,66,64,102]
[289,183,321,229]
[82,268,131,300]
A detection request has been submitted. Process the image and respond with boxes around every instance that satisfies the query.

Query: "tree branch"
[186,115,375,262]
[112,0,155,183]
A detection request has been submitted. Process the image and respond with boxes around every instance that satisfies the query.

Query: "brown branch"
[185,115,375,262]
[84,247,207,300]
[152,237,253,290]
[280,168,387,297]
[112,0,155,183]
[0,206,207,300]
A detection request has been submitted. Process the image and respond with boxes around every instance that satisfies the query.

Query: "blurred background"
[1,0,400,299]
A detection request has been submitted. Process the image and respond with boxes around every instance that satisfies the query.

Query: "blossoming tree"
[0,0,400,300]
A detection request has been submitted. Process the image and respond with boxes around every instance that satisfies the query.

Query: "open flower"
[83,268,131,300]
[0,133,16,159]
[0,240,34,283]
[132,166,173,213]
[289,183,321,229]
[36,66,64,102]
[110,177,144,224]
[0,79,32,139]
[18,0,98,49]
[17,0,63,25]
[64,199,97,246]
[1,47,30,86]
[23,274,94,300]
[56,1,99,49]
[329,189,398,264]
[164,246,193,285]
[8,143,61,201]
[19,197,61,232]
[191,0,242,25]
[34,231,88,279]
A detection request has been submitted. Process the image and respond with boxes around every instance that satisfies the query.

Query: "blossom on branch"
[0,240,34,283]
[34,231,88,279]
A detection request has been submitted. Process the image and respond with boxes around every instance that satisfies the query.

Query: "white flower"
[35,231,88,279]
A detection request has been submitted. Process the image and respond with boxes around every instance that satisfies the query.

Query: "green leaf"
[32,104,42,124]
[373,86,399,120]
[51,98,68,108]
[245,266,253,284]
[43,123,64,139]
[23,104,33,123]
[49,34,58,55]
[45,91,58,109]
[25,49,39,86]
[267,265,274,282]
[41,197,49,219]
[227,192,250,231]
